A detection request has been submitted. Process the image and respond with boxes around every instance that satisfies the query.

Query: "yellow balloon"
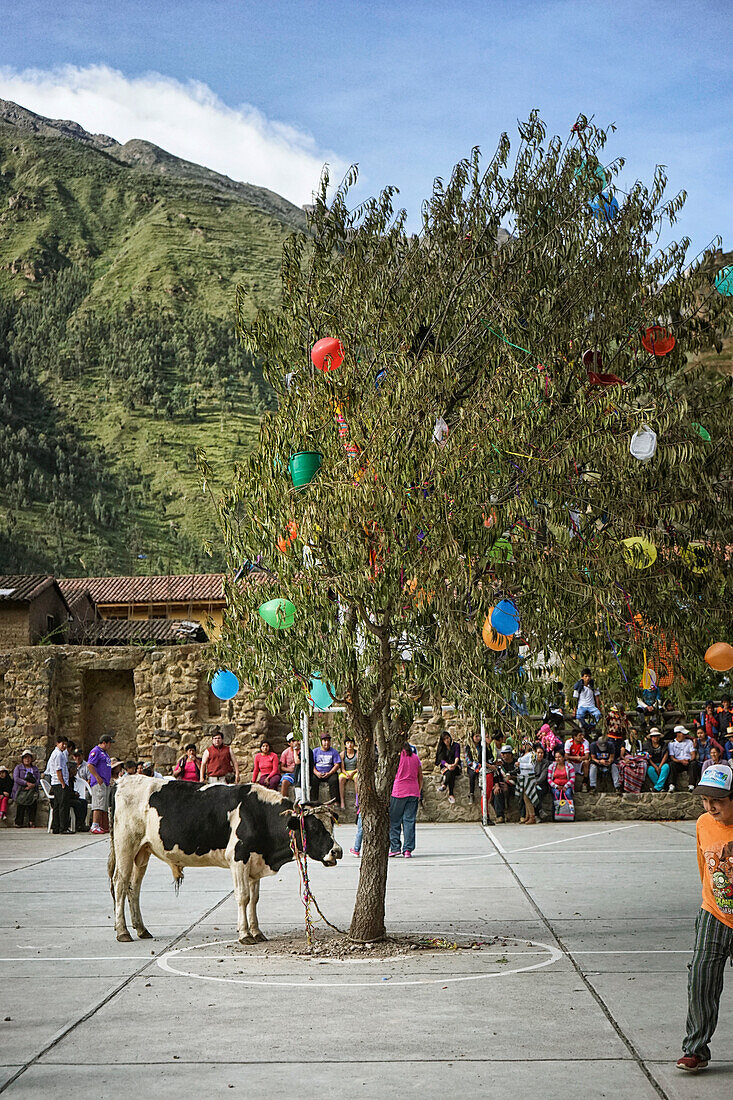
[622,536,657,570]
[682,542,709,575]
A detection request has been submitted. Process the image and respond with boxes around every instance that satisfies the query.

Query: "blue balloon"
[211,669,240,701]
[375,368,388,390]
[589,192,618,221]
[490,600,520,636]
[308,674,335,711]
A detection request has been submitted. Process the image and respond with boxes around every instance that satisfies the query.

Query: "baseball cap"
[673,725,688,735]
[286,732,294,742]
[694,764,733,798]
[500,745,513,754]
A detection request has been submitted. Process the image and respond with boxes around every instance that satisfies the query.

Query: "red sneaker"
[676,1055,709,1072]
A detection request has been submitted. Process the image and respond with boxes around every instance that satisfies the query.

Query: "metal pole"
[480,713,488,826]
[300,710,311,803]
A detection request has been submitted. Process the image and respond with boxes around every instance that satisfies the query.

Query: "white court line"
[482,825,505,853]
[509,823,641,854]
[0,956,160,962]
[156,936,563,987]
[572,949,689,955]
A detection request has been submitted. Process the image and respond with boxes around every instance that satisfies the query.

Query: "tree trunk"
[348,788,391,941]
[348,712,401,942]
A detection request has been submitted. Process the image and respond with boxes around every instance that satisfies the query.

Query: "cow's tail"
[107,784,117,902]
[172,865,184,895]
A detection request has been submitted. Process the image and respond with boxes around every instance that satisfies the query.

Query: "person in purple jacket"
[12,749,41,828]
[435,730,461,804]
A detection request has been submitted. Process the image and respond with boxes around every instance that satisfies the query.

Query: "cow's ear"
[286,815,300,832]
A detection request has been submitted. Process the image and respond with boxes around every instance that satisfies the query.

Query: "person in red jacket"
[200,728,239,785]
[252,740,280,789]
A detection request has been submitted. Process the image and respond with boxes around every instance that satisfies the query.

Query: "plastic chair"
[40,776,76,833]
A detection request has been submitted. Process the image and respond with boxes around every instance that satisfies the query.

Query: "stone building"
[0,575,74,647]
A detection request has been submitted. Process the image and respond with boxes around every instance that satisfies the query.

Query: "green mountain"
[0,99,307,575]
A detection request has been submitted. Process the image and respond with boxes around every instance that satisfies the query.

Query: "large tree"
[203,113,732,942]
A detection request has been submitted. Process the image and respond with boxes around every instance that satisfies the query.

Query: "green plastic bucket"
[289,451,322,488]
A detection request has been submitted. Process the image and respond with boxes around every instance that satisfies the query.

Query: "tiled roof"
[59,570,274,605]
[0,575,55,602]
[82,619,209,645]
[59,574,227,605]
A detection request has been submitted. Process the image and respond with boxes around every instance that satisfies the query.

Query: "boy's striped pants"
[684,908,733,1061]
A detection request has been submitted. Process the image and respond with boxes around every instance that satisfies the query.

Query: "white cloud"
[0,64,345,206]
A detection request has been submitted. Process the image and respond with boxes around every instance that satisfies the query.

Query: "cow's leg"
[229,860,254,945]
[247,877,266,941]
[128,844,153,939]
[113,842,136,942]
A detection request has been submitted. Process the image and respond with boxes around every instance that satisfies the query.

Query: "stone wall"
[0,643,702,827]
[0,643,291,774]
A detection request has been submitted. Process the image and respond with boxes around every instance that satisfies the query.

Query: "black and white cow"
[108,777,342,943]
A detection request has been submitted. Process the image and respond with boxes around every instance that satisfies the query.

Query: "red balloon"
[641,326,675,357]
[588,371,626,387]
[311,337,344,372]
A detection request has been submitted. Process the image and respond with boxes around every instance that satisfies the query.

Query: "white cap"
[286,732,294,742]
[673,724,688,735]
[695,764,733,797]
[500,745,513,754]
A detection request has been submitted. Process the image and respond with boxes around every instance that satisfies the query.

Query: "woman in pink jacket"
[252,740,281,789]
[389,742,423,858]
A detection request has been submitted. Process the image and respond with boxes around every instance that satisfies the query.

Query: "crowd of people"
[429,671,733,824]
[2,673,730,835]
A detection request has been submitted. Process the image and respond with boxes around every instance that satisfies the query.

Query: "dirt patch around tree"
[228,929,519,960]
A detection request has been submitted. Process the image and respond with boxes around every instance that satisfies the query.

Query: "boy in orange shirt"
[676,763,733,1072]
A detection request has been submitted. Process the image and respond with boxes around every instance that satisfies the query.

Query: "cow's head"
[286,802,343,866]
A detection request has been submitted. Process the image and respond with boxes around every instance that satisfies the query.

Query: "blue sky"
[0,0,730,253]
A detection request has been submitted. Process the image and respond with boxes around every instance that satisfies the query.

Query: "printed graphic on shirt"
[704,841,733,915]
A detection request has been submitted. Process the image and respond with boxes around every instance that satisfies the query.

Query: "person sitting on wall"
[548,748,576,819]
[0,765,12,822]
[252,739,281,789]
[12,750,40,829]
[644,728,670,792]
[668,725,698,791]
[465,729,488,805]
[200,728,239,785]
[491,746,518,823]
[310,733,341,803]
[173,744,202,782]
[87,733,114,835]
[564,729,590,791]
[279,733,301,801]
[339,737,358,810]
[589,734,621,792]
[435,730,462,805]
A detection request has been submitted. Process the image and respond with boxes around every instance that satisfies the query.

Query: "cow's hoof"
[238,934,255,945]
[117,932,133,942]
[252,931,267,943]
[137,929,153,940]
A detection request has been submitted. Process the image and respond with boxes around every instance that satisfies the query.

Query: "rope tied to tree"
[287,806,344,947]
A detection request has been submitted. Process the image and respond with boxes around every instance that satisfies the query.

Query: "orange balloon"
[482,612,510,651]
[705,643,733,673]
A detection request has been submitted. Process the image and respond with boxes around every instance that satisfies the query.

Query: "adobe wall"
[0,606,30,649]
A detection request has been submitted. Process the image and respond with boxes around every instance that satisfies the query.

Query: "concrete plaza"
[0,819,730,1098]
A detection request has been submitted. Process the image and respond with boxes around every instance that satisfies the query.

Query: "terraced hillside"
[0,99,306,574]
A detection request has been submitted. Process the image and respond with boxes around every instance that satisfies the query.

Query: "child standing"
[676,763,733,1072]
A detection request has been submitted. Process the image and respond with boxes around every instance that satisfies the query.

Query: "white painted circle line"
[156,937,562,988]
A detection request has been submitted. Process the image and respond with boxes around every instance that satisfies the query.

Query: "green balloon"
[258,598,297,629]
[691,422,711,443]
[488,536,513,563]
